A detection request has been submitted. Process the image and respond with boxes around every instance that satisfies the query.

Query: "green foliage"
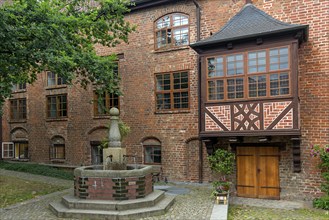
[0,175,66,208]
[99,120,131,148]
[0,161,73,180]
[211,180,230,196]
[208,148,235,197]
[0,0,135,112]
[311,145,329,210]
[311,145,329,195]
[207,148,235,177]
[313,196,329,210]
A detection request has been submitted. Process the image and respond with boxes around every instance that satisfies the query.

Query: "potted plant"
[207,148,235,201]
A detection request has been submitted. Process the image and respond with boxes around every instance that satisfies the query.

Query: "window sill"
[9,120,27,124]
[93,115,111,119]
[50,159,66,163]
[11,158,29,162]
[45,85,67,90]
[205,96,293,105]
[11,90,27,94]
[46,118,68,122]
[153,46,190,54]
[155,110,190,114]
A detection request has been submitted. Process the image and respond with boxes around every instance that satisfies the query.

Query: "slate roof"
[191,3,308,48]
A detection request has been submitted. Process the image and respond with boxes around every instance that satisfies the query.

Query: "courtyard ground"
[0,169,328,220]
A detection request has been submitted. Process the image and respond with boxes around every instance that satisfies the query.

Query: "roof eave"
[190,25,309,50]
[130,0,178,11]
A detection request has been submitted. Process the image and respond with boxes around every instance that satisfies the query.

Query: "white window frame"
[2,142,14,159]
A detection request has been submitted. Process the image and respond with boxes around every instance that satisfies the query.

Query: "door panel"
[237,147,257,198]
[237,146,280,199]
[258,147,280,199]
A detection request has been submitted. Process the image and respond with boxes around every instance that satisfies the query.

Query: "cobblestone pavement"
[1,169,325,220]
[0,169,213,220]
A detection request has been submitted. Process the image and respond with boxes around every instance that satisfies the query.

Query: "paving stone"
[0,169,316,220]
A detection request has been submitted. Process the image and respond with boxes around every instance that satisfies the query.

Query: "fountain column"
[103,107,127,170]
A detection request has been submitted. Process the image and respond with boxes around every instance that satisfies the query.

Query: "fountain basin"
[74,165,153,200]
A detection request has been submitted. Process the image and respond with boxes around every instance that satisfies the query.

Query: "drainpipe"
[0,116,2,159]
[192,0,201,41]
[192,0,202,183]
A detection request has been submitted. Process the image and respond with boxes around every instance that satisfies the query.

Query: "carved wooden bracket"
[291,138,301,173]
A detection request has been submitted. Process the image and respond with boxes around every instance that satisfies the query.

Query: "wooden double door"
[236,146,280,200]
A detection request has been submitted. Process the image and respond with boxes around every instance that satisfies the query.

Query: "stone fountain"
[49,108,175,219]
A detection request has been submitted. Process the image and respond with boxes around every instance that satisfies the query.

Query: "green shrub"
[311,144,329,210]
[313,196,329,210]
[0,161,73,180]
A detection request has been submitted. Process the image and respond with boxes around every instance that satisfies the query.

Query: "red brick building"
[1,0,328,201]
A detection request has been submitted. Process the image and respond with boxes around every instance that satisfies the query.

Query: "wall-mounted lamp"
[258,136,271,142]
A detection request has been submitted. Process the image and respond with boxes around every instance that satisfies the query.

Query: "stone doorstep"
[61,190,165,211]
[49,194,175,220]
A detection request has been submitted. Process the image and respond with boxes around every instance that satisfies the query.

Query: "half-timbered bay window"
[155,13,189,49]
[155,72,189,110]
[47,95,67,119]
[94,91,119,116]
[10,98,27,120]
[207,46,290,101]
[47,71,66,86]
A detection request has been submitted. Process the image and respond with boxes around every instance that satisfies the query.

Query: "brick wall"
[1,0,328,200]
[74,174,153,200]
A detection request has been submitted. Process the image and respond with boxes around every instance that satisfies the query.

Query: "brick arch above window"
[51,135,65,145]
[10,127,28,142]
[141,136,162,145]
[154,13,189,50]
[185,136,199,144]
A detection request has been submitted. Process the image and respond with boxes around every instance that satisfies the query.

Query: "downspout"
[192,0,201,41]
[0,116,2,159]
[192,0,203,183]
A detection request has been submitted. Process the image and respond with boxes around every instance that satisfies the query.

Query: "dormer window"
[155,13,189,49]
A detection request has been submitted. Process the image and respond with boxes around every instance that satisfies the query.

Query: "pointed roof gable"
[191,4,308,49]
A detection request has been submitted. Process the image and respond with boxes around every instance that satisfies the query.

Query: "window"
[47,95,67,119]
[50,136,65,160]
[155,72,189,110]
[144,146,161,164]
[207,46,290,101]
[155,13,189,49]
[12,83,26,92]
[50,144,65,159]
[94,92,119,116]
[47,71,66,86]
[2,142,14,159]
[10,99,27,120]
[14,142,29,159]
